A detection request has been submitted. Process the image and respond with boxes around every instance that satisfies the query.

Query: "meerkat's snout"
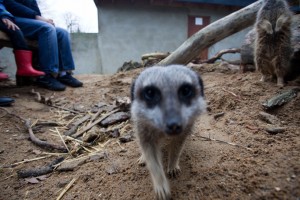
[131,65,206,200]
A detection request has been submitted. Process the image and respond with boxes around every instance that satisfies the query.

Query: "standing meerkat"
[254,0,293,87]
[130,65,206,200]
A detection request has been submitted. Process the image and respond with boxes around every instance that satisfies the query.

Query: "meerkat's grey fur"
[254,0,293,87]
[130,65,206,200]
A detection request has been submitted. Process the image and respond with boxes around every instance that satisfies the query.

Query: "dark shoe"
[0,97,14,107]
[35,74,66,91]
[57,73,83,87]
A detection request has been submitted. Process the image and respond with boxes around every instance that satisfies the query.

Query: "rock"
[262,89,298,109]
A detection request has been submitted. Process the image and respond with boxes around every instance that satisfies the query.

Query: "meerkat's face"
[131,65,206,136]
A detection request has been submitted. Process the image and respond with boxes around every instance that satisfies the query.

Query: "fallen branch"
[159,1,263,65]
[198,48,240,64]
[199,135,251,151]
[25,119,67,152]
[64,114,91,136]
[30,89,81,114]
[73,109,119,138]
[17,156,64,178]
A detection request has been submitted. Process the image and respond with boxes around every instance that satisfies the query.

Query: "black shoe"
[35,74,66,91]
[0,97,14,106]
[57,73,83,87]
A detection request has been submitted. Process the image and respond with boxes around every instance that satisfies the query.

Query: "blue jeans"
[0,20,28,50]
[14,17,75,74]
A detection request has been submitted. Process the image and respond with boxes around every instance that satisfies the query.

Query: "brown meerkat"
[130,65,206,200]
[254,0,293,87]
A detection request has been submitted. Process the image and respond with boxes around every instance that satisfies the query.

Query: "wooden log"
[158,1,263,66]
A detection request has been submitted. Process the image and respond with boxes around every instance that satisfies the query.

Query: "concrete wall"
[98,5,188,74]
[97,5,251,74]
[0,33,101,78]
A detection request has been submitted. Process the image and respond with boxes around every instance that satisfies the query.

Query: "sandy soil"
[0,63,299,200]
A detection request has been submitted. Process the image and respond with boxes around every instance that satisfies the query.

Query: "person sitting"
[0,0,45,81]
[4,0,83,91]
[0,0,45,106]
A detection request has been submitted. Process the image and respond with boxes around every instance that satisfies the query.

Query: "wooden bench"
[0,30,38,49]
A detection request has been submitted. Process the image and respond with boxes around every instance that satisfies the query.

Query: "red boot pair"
[14,50,45,77]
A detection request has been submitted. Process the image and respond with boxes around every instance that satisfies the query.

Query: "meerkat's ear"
[275,14,290,32]
[197,75,205,98]
[131,80,136,101]
[259,19,273,34]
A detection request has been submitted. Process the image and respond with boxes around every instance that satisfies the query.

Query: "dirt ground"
[0,63,299,200]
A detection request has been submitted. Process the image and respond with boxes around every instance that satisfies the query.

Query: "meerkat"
[130,65,206,200]
[254,0,293,87]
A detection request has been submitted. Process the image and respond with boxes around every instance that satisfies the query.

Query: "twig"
[17,156,65,178]
[73,109,119,138]
[50,104,81,114]
[213,112,225,120]
[0,155,52,168]
[198,48,240,64]
[222,88,243,101]
[199,135,251,151]
[0,107,26,121]
[25,119,67,152]
[56,177,78,200]
[55,127,70,153]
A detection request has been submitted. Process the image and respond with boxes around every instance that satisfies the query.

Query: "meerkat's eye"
[141,86,161,107]
[178,83,195,104]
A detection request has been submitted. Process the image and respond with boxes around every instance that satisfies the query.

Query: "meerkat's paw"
[167,166,181,178]
[154,180,171,200]
[137,155,146,166]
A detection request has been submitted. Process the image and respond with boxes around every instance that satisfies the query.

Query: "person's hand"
[1,18,20,31]
[35,15,55,26]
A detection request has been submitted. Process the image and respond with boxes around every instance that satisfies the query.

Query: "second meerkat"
[131,65,206,200]
[254,0,293,87]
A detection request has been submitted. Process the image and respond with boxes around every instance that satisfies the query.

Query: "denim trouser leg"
[14,17,75,74]
[56,27,75,71]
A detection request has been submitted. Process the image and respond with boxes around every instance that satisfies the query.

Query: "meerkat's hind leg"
[259,19,273,34]
[167,134,188,178]
[276,76,285,87]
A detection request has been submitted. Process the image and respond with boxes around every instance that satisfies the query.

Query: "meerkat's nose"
[166,119,182,135]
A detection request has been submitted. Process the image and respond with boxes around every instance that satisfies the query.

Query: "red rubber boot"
[14,50,45,76]
[0,72,9,81]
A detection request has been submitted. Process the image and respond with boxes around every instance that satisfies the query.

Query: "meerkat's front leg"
[139,139,171,200]
[167,134,188,178]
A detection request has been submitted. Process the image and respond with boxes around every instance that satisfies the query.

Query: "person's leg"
[56,27,75,71]
[0,20,44,82]
[55,27,82,87]
[14,17,59,74]
[0,20,28,50]
[14,17,65,91]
